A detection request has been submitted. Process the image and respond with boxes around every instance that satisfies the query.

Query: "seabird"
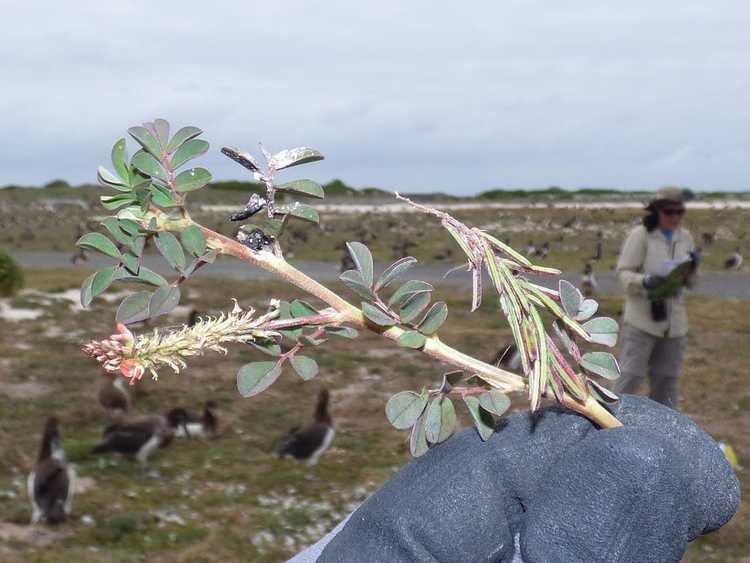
[581,262,599,298]
[725,248,743,270]
[97,373,130,415]
[28,417,75,525]
[277,389,335,466]
[174,401,218,439]
[92,409,189,465]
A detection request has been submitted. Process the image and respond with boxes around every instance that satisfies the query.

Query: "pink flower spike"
[119,360,145,385]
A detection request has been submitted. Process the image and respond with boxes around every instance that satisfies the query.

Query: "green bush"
[0,249,23,297]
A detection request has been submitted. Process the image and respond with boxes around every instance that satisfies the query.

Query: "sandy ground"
[12,252,750,299]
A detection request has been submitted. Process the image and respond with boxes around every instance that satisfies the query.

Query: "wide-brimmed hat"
[648,186,694,208]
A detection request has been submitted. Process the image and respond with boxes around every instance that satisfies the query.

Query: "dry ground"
[0,268,747,562]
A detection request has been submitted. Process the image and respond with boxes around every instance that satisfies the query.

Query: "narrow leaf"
[76,233,121,259]
[120,253,140,275]
[587,379,620,404]
[290,356,319,380]
[237,362,282,397]
[153,119,170,147]
[80,273,96,308]
[155,231,186,271]
[91,267,117,300]
[102,218,133,246]
[117,266,168,287]
[375,256,417,292]
[386,390,428,430]
[100,194,137,210]
[361,302,397,327]
[115,291,152,324]
[417,301,448,335]
[398,330,426,349]
[97,166,127,188]
[150,183,179,208]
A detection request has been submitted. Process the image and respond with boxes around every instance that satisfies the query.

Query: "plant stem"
[192,220,526,393]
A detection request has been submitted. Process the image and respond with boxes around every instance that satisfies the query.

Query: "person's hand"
[315,395,740,563]
[642,274,666,290]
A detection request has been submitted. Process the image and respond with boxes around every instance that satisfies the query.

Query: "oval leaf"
[153,119,170,146]
[399,291,431,324]
[388,280,433,308]
[180,225,207,257]
[167,126,203,153]
[111,138,130,184]
[464,396,495,441]
[117,266,167,287]
[582,317,619,347]
[97,166,127,188]
[580,351,621,380]
[346,242,374,287]
[339,270,376,300]
[477,390,511,416]
[271,147,324,170]
[76,233,121,259]
[587,379,620,404]
[375,256,417,292]
[175,168,212,192]
[361,302,397,327]
[385,390,428,430]
[237,361,282,397]
[410,414,429,457]
[155,231,186,272]
[425,397,456,444]
[131,150,166,181]
[559,280,582,317]
[116,291,152,324]
[417,301,448,335]
[324,326,359,339]
[80,273,96,308]
[575,299,599,321]
[91,266,117,301]
[290,355,319,380]
[398,330,426,349]
[276,202,320,224]
[102,218,133,246]
[100,193,137,210]
[171,139,209,169]
[277,179,325,199]
[148,286,181,319]
[128,126,162,158]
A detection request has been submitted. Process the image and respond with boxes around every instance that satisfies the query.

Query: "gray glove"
[317,395,739,563]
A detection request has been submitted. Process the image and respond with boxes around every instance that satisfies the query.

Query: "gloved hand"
[642,274,666,290]
[315,395,740,563]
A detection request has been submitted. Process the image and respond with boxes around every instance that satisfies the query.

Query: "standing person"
[614,187,698,409]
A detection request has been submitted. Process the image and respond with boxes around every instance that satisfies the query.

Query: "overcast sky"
[2,1,749,194]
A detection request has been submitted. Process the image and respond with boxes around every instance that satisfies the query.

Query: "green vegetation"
[0,249,24,296]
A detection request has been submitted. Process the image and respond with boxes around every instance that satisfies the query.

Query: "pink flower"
[119,359,145,385]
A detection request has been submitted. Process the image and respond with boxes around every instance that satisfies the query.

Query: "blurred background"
[1,1,748,561]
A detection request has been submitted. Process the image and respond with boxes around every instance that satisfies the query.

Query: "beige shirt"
[616,224,696,338]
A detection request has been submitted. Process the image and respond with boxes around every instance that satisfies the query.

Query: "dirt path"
[12,252,750,299]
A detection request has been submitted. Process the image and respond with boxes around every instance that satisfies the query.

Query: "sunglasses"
[660,208,685,217]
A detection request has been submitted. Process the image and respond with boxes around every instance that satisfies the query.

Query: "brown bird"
[174,401,218,439]
[97,373,130,415]
[92,409,189,465]
[277,389,335,466]
[28,417,75,525]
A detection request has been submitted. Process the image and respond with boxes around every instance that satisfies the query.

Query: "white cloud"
[1,0,749,192]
